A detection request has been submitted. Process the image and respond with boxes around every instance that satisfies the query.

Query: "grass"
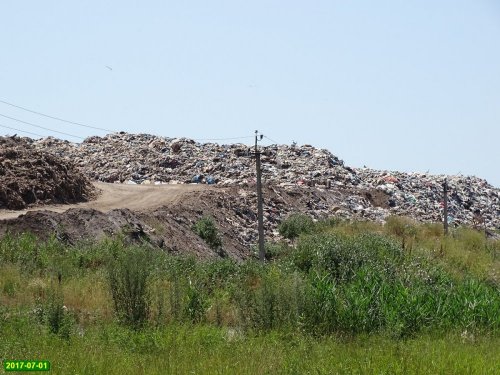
[319,216,500,282]
[1,319,499,374]
[1,218,499,373]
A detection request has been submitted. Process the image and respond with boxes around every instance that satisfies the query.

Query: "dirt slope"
[0,182,234,259]
[0,181,352,260]
[0,182,210,220]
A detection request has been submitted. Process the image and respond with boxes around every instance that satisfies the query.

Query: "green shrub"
[302,271,338,334]
[193,216,223,254]
[234,264,308,332]
[166,277,186,322]
[106,246,152,329]
[278,214,314,241]
[34,286,74,339]
[2,279,17,297]
[185,280,209,323]
[293,232,402,282]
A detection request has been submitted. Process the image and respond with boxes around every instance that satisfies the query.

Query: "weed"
[192,216,223,255]
[32,284,75,339]
[106,246,152,329]
[185,279,208,323]
[278,213,314,241]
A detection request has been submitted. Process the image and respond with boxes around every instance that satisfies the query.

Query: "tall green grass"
[1,319,499,374]
[1,227,498,337]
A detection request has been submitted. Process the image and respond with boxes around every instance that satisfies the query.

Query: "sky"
[1,1,499,187]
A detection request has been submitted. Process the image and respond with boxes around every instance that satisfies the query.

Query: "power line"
[193,134,280,144]
[0,99,115,133]
[0,123,44,138]
[193,136,254,142]
[0,113,84,139]
[263,135,280,145]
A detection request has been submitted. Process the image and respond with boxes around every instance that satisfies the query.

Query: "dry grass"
[322,216,499,282]
[62,271,114,325]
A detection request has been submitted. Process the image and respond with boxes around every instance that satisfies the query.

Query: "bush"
[185,280,209,323]
[106,246,152,329]
[278,214,314,241]
[193,216,223,254]
[293,232,403,281]
[34,286,74,339]
[234,263,308,332]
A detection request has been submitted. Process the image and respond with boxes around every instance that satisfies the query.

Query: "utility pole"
[443,178,449,235]
[255,130,265,262]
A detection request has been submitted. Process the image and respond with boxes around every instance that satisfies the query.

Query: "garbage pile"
[354,169,500,230]
[0,136,95,209]
[175,184,346,249]
[32,133,352,186]
[28,132,499,230]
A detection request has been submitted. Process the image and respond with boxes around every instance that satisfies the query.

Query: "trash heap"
[29,132,500,230]
[354,169,499,228]
[207,185,347,247]
[0,136,95,209]
[32,133,352,186]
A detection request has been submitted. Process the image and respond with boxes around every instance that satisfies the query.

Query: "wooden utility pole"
[255,130,265,262]
[443,179,449,235]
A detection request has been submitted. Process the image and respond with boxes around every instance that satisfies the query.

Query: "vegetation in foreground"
[1,216,499,374]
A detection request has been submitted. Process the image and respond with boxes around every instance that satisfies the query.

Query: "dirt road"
[0,182,210,220]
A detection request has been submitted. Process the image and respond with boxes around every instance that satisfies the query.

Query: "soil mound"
[0,183,348,260]
[0,136,95,209]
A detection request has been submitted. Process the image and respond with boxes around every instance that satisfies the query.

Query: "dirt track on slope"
[0,181,356,259]
[0,182,211,220]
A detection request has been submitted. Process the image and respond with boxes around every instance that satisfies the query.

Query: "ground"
[0,181,352,259]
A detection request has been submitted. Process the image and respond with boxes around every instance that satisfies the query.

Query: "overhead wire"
[0,123,45,138]
[0,113,84,140]
[192,136,254,142]
[0,100,279,143]
[0,100,293,146]
[263,135,281,145]
[0,100,280,144]
[0,99,116,133]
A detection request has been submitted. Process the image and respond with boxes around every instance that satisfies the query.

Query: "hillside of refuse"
[0,136,95,210]
[25,132,499,231]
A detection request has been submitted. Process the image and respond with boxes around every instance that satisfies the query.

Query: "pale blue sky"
[1,1,499,186]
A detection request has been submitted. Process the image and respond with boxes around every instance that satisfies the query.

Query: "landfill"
[0,136,95,209]
[21,132,500,231]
